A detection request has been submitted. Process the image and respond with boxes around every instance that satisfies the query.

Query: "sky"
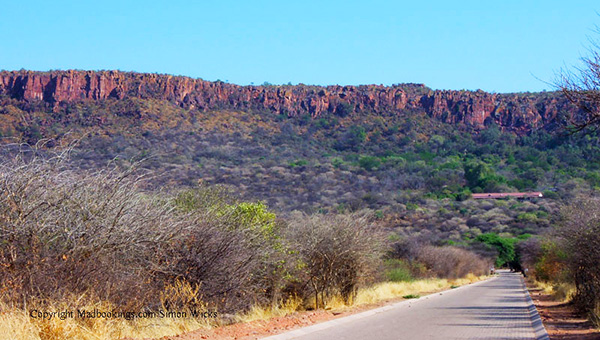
[1,1,599,93]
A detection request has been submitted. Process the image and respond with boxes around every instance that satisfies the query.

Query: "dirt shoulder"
[527,282,600,339]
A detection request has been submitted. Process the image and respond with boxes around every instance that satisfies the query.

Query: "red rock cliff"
[0,70,573,133]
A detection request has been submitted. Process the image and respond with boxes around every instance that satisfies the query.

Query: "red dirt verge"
[528,284,600,339]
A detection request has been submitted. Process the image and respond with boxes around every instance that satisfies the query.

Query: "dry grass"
[235,296,303,323]
[0,300,215,340]
[552,283,576,302]
[350,274,483,308]
[235,274,487,322]
[534,280,556,295]
[0,275,486,339]
[532,280,576,302]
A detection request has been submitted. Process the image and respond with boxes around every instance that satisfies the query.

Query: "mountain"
[0,70,574,134]
[0,69,597,242]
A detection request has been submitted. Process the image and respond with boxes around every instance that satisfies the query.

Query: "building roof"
[472,192,543,199]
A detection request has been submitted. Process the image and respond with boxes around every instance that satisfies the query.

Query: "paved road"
[263,271,548,340]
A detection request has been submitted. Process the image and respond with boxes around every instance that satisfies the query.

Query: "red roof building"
[472,192,543,199]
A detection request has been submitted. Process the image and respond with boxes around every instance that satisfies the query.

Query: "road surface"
[263,270,548,340]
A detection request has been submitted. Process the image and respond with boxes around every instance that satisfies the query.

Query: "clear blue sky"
[1,1,599,93]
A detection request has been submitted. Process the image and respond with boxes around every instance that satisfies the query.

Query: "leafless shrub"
[556,198,600,319]
[285,212,386,308]
[555,33,600,132]
[515,236,543,271]
[0,151,181,309]
[0,152,287,313]
[415,245,490,279]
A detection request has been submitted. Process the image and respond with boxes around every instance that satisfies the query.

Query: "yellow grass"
[552,282,576,302]
[532,280,575,302]
[533,280,555,295]
[0,290,216,340]
[0,299,215,340]
[322,273,484,310]
[235,296,303,323]
[350,273,483,308]
[1,274,486,339]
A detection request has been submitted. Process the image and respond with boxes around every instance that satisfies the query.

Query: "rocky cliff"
[0,70,573,133]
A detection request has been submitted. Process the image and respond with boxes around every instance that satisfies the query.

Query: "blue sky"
[1,1,599,92]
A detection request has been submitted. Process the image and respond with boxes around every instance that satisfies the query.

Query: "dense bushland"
[0,152,492,321]
[2,93,599,264]
[520,197,600,325]
[388,237,490,280]
[0,152,283,312]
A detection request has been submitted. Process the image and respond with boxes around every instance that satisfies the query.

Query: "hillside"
[0,70,574,133]
[0,70,598,243]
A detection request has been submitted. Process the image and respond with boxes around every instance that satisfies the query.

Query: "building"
[471,192,543,199]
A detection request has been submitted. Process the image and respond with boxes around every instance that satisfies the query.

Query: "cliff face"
[0,70,572,133]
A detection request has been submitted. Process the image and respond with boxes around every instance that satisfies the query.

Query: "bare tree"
[0,151,289,313]
[556,198,600,319]
[556,32,600,132]
[285,212,386,308]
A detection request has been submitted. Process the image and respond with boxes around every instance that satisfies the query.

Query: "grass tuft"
[235,297,302,323]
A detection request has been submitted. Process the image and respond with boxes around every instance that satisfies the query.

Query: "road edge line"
[522,277,550,340]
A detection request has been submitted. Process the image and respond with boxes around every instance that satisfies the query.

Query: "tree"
[476,233,518,268]
[359,155,381,171]
[285,212,385,308]
[556,198,600,318]
[556,33,600,132]
[463,160,506,192]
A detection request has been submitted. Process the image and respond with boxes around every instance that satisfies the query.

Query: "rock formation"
[0,70,573,133]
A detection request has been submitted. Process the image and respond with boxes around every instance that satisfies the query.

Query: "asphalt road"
[263,270,548,340]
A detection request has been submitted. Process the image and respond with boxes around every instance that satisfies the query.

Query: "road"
[263,270,548,340]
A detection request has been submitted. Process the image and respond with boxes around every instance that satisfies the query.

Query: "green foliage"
[517,212,538,222]
[358,155,381,171]
[289,159,308,168]
[384,259,414,282]
[331,157,344,168]
[476,233,518,267]
[463,160,506,192]
[438,156,461,170]
[542,190,559,199]
[224,201,277,236]
[406,202,419,210]
[334,126,366,151]
[516,233,532,240]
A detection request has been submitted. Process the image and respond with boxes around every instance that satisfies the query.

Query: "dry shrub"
[0,151,287,314]
[416,245,490,279]
[0,152,180,309]
[285,212,386,308]
[556,198,600,321]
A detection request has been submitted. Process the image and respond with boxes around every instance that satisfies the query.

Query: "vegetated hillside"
[0,70,599,243]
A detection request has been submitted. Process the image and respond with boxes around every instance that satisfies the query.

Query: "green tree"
[463,159,506,192]
[476,233,518,267]
[359,155,381,171]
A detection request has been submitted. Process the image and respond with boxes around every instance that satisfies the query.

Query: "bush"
[0,154,287,313]
[416,245,490,279]
[384,259,414,282]
[0,154,178,309]
[556,198,600,320]
[285,212,386,308]
[359,155,381,171]
[476,233,518,268]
